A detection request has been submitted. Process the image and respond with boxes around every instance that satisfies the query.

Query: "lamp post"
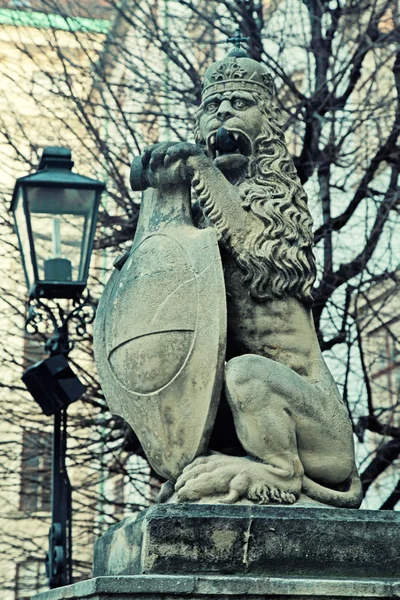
[11,146,105,589]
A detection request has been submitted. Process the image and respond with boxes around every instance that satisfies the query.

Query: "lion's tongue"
[214,153,249,171]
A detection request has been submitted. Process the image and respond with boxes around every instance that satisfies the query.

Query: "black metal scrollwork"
[24,290,96,356]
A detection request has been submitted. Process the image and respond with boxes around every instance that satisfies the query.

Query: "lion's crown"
[202,50,274,102]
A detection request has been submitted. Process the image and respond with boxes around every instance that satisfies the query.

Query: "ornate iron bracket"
[25,290,96,356]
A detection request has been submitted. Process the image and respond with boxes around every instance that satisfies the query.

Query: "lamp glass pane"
[13,187,35,292]
[26,186,96,284]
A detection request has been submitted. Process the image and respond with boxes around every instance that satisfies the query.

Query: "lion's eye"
[232,98,248,110]
[206,102,219,114]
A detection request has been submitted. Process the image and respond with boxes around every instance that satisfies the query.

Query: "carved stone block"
[92,504,400,580]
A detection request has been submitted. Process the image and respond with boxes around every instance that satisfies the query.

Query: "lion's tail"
[302,465,363,509]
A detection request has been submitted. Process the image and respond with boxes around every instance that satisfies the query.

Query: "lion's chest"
[225,273,317,378]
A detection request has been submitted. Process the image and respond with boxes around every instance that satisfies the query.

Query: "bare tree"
[0,0,399,594]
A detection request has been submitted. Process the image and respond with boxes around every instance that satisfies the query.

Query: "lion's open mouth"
[207,128,252,159]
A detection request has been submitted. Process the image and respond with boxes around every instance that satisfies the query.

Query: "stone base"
[32,574,400,600]
[93,504,400,579]
[32,504,400,600]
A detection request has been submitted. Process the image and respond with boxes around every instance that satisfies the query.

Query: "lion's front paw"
[162,142,206,167]
[138,142,205,189]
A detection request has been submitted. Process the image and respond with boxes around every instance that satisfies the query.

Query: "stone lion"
[134,53,362,508]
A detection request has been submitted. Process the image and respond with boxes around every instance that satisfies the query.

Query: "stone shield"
[94,189,227,481]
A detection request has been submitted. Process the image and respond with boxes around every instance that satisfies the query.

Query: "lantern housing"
[11,146,105,299]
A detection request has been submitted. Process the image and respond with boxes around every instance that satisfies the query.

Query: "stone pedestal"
[93,503,400,579]
[33,504,400,600]
[30,573,400,600]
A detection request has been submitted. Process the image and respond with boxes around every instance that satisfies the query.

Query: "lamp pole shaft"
[45,329,73,588]
[47,408,72,588]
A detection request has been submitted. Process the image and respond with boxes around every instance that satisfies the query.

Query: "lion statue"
[99,48,362,509]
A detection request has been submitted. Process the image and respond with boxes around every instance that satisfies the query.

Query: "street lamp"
[11,146,105,589]
[11,146,104,300]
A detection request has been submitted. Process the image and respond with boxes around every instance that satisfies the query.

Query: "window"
[124,455,151,509]
[22,334,45,371]
[368,326,400,419]
[15,560,46,600]
[19,430,52,513]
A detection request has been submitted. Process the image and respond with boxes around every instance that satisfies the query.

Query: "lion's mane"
[194,93,316,306]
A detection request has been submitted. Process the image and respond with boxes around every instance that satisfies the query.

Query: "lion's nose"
[217,99,234,119]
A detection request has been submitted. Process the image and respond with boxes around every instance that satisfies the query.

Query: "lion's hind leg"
[225,354,303,485]
[224,353,354,501]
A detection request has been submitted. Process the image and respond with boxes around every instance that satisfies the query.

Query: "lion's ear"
[273,105,286,128]
[193,127,206,149]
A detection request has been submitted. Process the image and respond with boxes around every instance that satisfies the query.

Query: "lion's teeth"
[233,132,240,140]
[210,135,216,145]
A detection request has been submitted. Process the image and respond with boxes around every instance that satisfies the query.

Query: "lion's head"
[193,56,316,306]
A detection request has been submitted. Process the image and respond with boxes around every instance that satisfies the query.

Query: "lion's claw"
[175,454,301,505]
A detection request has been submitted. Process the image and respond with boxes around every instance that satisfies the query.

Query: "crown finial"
[227,28,250,58]
[202,30,274,102]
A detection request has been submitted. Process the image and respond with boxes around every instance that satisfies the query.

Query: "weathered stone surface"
[93,44,362,508]
[93,504,400,580]
[32,574,400,600]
